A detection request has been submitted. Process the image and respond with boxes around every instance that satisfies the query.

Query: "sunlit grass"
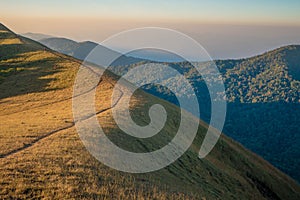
[0,26,299,200]
[0,38,22,45]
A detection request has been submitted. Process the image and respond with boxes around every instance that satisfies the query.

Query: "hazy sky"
[1,0,300,59]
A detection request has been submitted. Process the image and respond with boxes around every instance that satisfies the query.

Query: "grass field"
[0,23,299,199]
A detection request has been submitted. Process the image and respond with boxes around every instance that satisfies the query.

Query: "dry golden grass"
[0,70,202,199]
[0,125,202,199]
[1,69,299,199]
[0,46,200,198]
[0,38,22,45]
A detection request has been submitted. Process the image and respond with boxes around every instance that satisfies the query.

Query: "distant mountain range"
[22,32,53,41]
[22,33,146,66]
[22,32,300,183]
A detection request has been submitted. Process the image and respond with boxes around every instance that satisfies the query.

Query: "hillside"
[1,23,300,199]
[108,45,300,183]
[218,46,300,103]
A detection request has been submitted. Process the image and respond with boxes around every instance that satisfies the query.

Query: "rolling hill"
[107,46,300,183]
[1,23,300,199]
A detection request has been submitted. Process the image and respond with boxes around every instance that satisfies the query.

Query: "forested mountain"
[218,46,300,103]
[109,45,300,183]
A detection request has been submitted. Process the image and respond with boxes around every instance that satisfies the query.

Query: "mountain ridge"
[1,23,299,199]
[17,27,300,182]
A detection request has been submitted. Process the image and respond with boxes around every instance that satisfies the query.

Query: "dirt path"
[0,58,124,158]
[0,87,123,159]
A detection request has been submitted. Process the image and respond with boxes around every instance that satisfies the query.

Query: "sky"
[1,0,300,59]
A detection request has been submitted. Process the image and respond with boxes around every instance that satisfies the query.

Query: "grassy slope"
[110,45,300,182]
[0,23,299,199]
